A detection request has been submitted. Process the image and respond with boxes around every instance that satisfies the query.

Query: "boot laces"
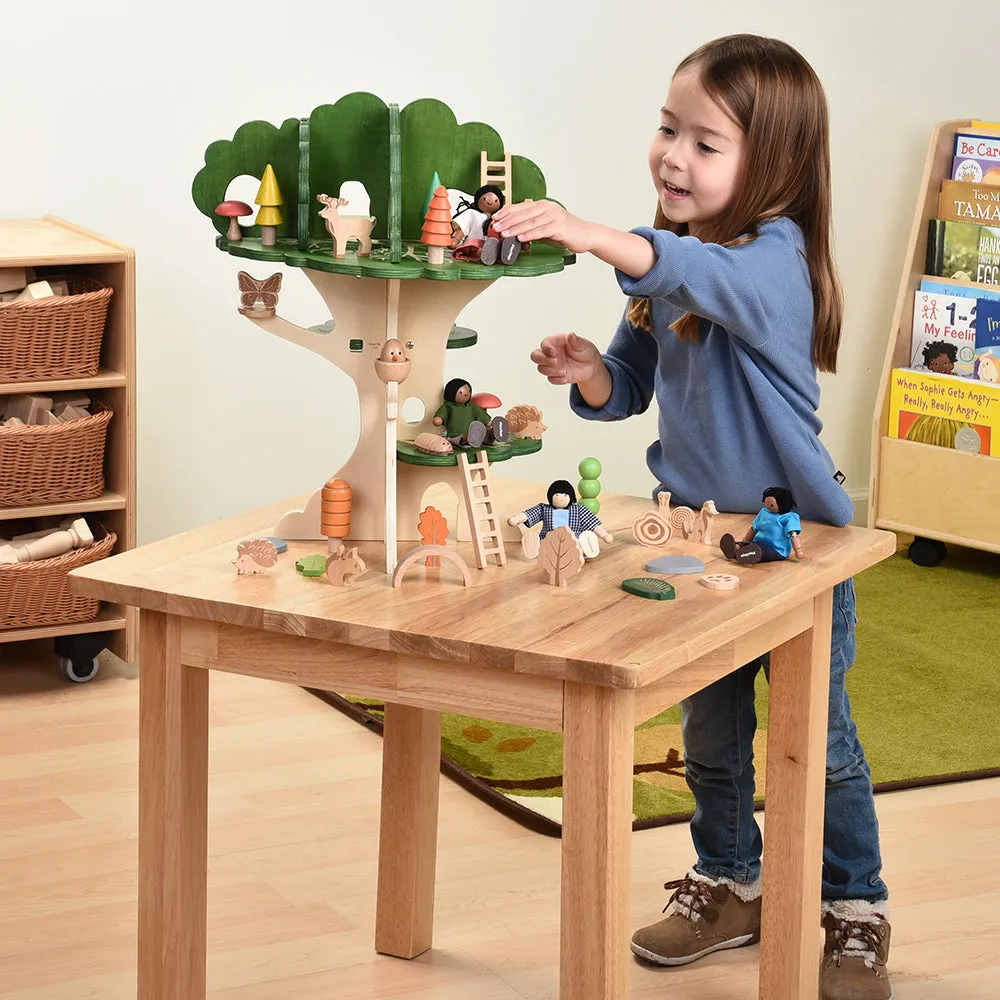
[827,917,884,972]
[662,876,716,922]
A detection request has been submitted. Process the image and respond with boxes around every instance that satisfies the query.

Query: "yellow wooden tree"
[254,164,284,247]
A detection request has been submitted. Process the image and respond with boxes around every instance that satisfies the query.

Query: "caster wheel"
[59,656,99,683]
[908,536,947,567]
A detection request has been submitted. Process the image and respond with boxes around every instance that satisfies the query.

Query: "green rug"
[311,537,1000,836]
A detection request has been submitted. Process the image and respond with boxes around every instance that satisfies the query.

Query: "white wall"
[4,0,996,540]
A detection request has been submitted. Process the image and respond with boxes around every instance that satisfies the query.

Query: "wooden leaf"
[538,526,584,587]
[418,505,449,547]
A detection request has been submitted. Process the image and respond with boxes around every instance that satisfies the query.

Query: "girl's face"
[648,67,745,237]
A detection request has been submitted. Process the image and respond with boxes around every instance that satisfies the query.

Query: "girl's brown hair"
[628,34,843,373]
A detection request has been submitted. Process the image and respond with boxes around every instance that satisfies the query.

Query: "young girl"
[493,33,891,1000]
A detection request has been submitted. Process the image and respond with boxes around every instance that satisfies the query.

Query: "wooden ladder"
[480,150,512,205]
[457,450,507,569]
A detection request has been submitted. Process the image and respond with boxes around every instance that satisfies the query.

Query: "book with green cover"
[926,218,1000,287]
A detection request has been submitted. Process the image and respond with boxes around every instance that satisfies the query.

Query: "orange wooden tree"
[418,506,449,566]
[421,185,453,265]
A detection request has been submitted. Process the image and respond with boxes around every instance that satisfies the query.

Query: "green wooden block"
[621,577,676,601]
[214,236,572,281]
[192,117,300,243]
[297,117,310,251]
[308,93,390,242]
[296,554,328,577]
[389,102,402,263]
[396,436,542,467]
[580,497,600,515]
[447,324,478,349]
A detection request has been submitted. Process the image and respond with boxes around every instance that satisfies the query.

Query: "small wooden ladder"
[458,450,507,569]
[480,150,512,205]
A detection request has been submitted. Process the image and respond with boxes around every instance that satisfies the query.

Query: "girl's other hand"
[492,200,594,254]
[530,332,602,385]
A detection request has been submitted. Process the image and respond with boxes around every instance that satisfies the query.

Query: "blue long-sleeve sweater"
[569,217,854,526]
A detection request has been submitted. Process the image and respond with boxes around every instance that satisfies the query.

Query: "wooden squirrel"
[325,546,367,587]
[669,499,719,546]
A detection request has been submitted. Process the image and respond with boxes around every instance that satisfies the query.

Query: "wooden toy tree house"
[193,93,573,571]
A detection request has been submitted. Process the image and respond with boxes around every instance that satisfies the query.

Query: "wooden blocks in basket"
[0,397,112,506]
[0,519,116,631]
[0,273,113,383]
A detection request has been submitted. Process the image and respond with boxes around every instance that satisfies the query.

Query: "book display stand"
[869,119,1000,563]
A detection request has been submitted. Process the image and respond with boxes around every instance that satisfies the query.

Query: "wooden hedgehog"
[505,404,547,440]
[233,537,279,574]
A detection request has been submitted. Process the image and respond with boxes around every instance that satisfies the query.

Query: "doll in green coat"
[433,378,509,448]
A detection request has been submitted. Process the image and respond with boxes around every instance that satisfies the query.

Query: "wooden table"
[68,479,895,1000]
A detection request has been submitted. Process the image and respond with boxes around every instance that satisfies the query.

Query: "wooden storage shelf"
[0,368,127,396]
[0,604,127,644]
[1,217,136,664]
[0,490,127,522]
[875,436,1000,553]
[869,120,1000,557]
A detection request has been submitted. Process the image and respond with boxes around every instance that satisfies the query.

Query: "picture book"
[888,367,1000,456]
[976,299,1000,382]
[954,132,1000,160]
[919,276,1000,302]
[910,289,977,376]
[938,179,1000,224]
[926,219,1000,286]
[952,133,1000,184]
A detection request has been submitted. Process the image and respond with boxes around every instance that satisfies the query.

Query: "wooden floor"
[1,641,997,1000]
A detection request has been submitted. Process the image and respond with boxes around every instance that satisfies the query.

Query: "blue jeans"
[680,579,888,902]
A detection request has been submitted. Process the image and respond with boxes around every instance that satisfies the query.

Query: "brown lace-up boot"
[821,906,892,999]
[630,872,761,967]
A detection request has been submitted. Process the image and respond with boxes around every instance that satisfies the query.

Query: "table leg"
[560,683,635,1000]
[375,702,442,958]
[138,612,209,1000]
[759,589,833,1000]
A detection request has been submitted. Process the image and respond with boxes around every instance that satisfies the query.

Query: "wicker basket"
[0,524,116,630]
[0,400,112,506]
[0,275,113,383]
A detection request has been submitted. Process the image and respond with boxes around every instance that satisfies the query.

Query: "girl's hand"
[492,200,594,254]
[529,332,603,386]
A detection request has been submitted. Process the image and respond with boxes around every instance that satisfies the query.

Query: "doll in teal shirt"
[720,487,803,564]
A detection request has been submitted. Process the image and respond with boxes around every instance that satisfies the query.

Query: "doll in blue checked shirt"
[508,479,614,559]
[719,486,804,564]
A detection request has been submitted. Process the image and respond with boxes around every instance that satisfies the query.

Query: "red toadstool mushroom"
[215,200,253,242]
[471,392,502,411]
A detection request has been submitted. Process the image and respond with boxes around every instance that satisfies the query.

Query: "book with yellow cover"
[938,180,1000,224]
[888,367,1000,456]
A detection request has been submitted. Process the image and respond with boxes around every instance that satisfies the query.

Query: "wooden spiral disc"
[632,512,671,547]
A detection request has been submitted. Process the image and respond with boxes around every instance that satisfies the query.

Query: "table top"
[69,478,896,689]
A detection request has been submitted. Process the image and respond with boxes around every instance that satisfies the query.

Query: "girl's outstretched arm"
[493,201,655,279]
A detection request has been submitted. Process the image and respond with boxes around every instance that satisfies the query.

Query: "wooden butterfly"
[237,271,282,316]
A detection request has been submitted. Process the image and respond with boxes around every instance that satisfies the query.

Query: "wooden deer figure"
[317,193,376,258]
[669,499,719,546]
[325,546,367,587]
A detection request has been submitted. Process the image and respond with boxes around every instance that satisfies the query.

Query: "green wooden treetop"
[192,92,575,280]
